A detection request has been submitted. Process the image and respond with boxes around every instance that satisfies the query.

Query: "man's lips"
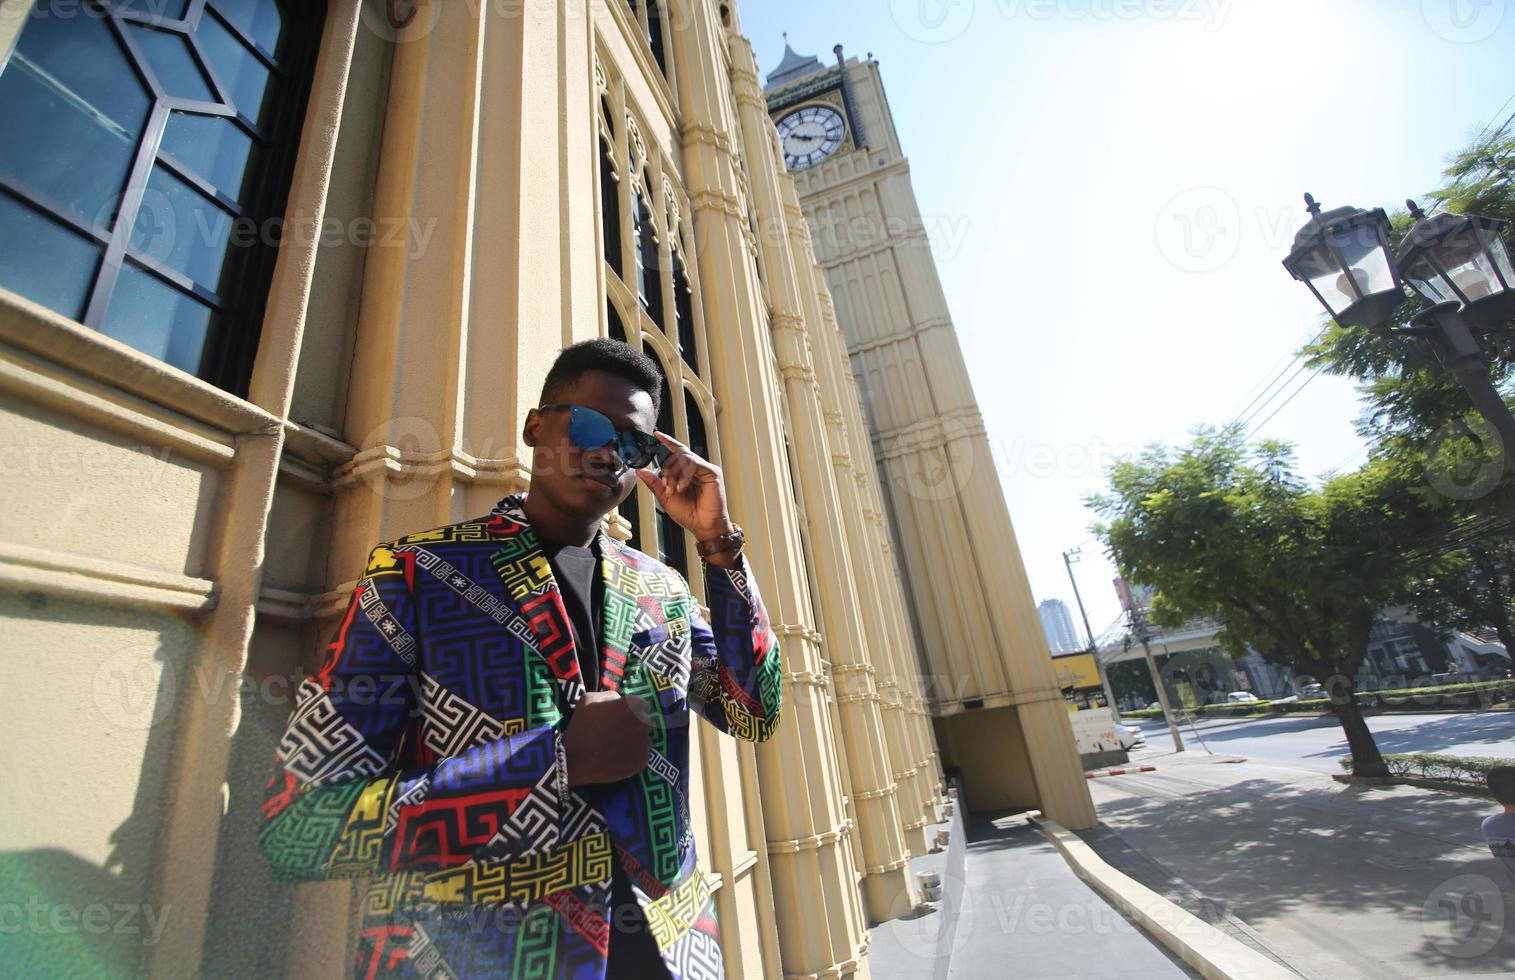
[579,472,618,493]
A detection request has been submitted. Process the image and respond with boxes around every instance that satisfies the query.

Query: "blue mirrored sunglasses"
[538,403,672,472]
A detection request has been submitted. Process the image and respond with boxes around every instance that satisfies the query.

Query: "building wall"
[766,51,1095,831]
[0,1,1098,976]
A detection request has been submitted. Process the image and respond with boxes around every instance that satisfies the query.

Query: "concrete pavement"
[870,803,1201,979]
[1085,749,1515,977]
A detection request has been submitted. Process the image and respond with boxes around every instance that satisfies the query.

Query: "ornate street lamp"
[1282,195,1404,329]
[1283,193,1515,470]
[1397,202,1515,332]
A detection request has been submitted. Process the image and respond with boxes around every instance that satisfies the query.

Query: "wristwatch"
[696,522,744,559]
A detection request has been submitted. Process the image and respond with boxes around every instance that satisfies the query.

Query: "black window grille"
[671,242,695,372]
[0,0,323,398]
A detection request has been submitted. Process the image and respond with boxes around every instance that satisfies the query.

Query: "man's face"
[523,369,658,522]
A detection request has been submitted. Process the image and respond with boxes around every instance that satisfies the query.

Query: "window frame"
[0,0,325,399]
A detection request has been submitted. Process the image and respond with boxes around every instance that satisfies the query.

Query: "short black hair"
[539,338,663,419]
[1490,766,1515,806]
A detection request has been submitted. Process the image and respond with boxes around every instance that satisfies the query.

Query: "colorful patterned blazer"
[259,492,783,979]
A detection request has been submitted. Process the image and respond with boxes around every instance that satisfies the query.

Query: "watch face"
[775,104,845,171]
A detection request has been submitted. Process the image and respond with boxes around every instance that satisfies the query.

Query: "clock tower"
[766,43,1096,824]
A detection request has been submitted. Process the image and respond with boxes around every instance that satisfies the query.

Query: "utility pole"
[1129,608,1184,753]
[1064,547,1120,717]
[1063,548,1097,649]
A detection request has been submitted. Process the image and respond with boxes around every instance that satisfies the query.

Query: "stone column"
[803,248,944,847]
[674,4,869,976]
[726,34,917,921]
[771,172,935,862]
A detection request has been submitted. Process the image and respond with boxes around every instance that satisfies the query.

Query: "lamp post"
[1282,194,1515,470]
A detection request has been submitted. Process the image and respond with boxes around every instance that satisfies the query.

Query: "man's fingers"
[622,692,656,725]
[652,430,686,452]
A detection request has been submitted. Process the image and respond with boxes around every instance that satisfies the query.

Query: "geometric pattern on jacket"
[259,492,783,979]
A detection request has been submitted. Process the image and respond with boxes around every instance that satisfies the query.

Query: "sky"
[739,0,1515,645]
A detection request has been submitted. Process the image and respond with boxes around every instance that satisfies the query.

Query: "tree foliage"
[1088,427,1440,775]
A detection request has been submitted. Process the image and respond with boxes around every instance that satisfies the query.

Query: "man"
[259,339,783,979]
[1484,766,1515,883]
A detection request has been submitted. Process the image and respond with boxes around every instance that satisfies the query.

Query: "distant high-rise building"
[1039,598,1082,653]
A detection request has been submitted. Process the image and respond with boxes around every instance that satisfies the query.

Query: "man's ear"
[522,408,541,448]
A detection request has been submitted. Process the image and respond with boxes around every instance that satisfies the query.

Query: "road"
[1083,711,1515,977]
[1124,710,1515,773]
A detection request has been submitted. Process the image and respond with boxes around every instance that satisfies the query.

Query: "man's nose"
[583,444,624,472]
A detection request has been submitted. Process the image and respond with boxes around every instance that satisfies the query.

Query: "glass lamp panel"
[1292,245,1356,318]
[1402,254,1457,305]
[1477,225,1514,290]
[1430,231,1503,303]
[1331,224,1396,296]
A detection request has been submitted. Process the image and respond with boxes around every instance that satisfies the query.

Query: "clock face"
[775,104,845,171]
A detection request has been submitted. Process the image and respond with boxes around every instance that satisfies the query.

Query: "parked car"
[1117,725,1147,750]
[1225,691,1261,703]
[1299,683,1326,699]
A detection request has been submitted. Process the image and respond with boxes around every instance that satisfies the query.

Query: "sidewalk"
[870,804,1200,979]
[1084,749,1515,978]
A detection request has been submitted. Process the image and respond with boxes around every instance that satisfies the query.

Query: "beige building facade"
[0,1,1090,977]
[764,43,1096,826]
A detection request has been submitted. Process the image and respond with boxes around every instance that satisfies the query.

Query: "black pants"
[604,863,670,978]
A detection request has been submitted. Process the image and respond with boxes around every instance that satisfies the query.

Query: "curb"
[1086,765,1158,779]
[1330,772,1494,799]
[1029,813,1296,980]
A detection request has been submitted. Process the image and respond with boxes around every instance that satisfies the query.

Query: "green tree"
[1088,428,1434,777]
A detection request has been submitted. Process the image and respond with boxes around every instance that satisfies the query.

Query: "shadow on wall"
[933,706,1041,814]
[0,592,190,977]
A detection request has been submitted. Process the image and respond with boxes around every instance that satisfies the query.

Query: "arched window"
[671,236,696,373]
[617,488,641,552]
[0,0,323,399]
[644,343,685,575]
[644,0,668,81]
[597,95,620,276]
[632,173,662,327]
[606,297,626,342]
[599,136,621,275]
[684,389,708,460]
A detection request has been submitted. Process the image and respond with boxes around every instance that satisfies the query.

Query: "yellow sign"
[1051,652,1100,690]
